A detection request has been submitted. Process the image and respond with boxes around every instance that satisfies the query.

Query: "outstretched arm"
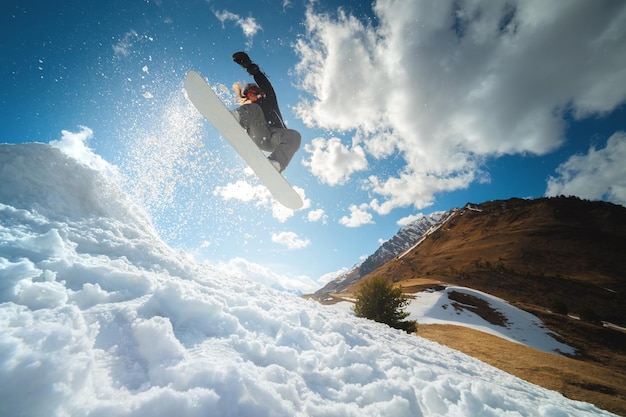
[232,51,275,99]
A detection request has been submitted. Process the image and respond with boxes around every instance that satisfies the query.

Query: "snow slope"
[331,286,575,355]
[0,142,616,416]
[406,286,576,355]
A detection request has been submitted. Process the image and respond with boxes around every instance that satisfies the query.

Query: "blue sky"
[2,0,625,293]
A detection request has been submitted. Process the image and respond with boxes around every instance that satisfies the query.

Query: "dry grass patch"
[418,324,626,416]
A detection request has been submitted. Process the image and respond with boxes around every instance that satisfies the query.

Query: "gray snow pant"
[233,103,301,170]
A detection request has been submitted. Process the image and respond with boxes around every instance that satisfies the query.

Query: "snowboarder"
[230,51,301,173]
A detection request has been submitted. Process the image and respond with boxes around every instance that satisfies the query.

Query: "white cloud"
[545,132,626,206]
[112,30,151,58]
[339,203,374,228]
[302,137,368,185]
[397,213,426,227]
[214,10,261,47]
[270,203,295,223]
[294,1,626,212]
[271,231,311,250]
[367,165,479,215]
[214,177,308,222]
[307,208,327,223]
[112,31,136,57]
[214,179,271,204]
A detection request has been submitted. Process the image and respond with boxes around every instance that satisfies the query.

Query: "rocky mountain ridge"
[314,211,446,299]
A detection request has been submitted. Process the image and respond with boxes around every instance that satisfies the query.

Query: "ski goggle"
[244,86,265,101]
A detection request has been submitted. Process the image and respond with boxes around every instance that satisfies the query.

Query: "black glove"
[233,51,252,68]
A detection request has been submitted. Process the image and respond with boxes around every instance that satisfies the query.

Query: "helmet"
[243,83,265,101]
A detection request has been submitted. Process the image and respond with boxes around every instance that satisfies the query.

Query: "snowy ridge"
[0,143,616,417]
[397,208,459,260]
[398,203,482,259]
[316,211,445,297]
[361,211,446,271]
[396,203,484,260]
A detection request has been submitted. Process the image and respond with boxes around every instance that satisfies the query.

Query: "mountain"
[317,197,626,324]
[356,197,626,326]
[314,211,446,299]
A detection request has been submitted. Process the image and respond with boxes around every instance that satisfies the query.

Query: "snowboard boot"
[268,158,282,173]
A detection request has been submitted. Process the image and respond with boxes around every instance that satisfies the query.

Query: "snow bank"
[406,286,576,355]
[0,143,616,416]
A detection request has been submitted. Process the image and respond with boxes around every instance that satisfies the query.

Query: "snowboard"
[184,70,303,210]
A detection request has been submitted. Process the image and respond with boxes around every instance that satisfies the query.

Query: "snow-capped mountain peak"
[315,211,446,298]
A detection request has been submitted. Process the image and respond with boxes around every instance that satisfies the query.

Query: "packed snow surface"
[0,143,616,416]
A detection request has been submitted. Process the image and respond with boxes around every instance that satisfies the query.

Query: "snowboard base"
[184,70,303,210]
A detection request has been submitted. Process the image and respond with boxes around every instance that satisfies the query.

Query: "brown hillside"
[343,196,626,415]
[356,197,626,325]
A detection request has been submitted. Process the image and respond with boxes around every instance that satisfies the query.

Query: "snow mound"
[0,143,615,416]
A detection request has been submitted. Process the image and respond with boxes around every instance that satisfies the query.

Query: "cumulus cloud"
[271,231,311,250]
[546,132,626,206]
[214,10,261,47]
[214,176,308,222]
[302,137,368,185]
[397,213,426,227]
[339,203,374,228]
[307,208,327,223]
[214,179,271,204]
[294,1,626,212]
